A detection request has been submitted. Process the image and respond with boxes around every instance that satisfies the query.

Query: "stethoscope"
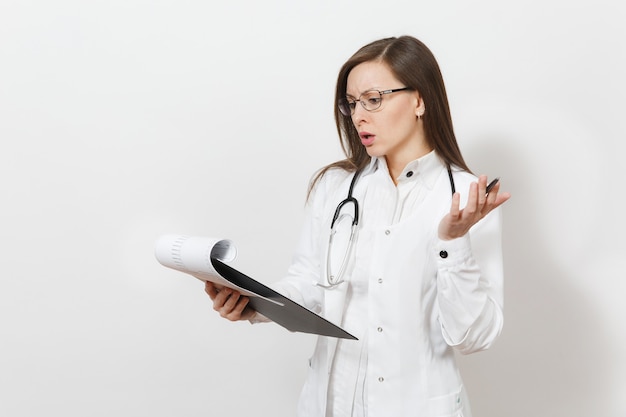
[318,164,456,289]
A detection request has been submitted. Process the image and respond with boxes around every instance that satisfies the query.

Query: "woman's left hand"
[438,175,511,240]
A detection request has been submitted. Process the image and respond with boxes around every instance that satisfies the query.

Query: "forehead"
[346,61,400,96]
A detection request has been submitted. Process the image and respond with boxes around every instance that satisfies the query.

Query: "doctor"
[205,35,510,417]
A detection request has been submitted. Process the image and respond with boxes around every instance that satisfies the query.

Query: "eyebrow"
[345,88,378,99]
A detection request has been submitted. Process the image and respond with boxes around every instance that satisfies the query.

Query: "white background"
[1,1,624,416]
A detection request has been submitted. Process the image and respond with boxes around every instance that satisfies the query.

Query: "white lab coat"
[273,151,504,417]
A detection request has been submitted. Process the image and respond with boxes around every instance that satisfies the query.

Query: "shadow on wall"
[456,136,611,417]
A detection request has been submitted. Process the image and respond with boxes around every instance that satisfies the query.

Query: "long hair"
[309,35,470,195]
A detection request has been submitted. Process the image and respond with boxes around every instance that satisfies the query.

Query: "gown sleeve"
[434,207,505,354]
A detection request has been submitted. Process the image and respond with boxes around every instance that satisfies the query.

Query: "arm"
[269,175,329,312]
[436,176,510,354]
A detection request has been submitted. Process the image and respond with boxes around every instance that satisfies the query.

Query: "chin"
[365,145,385,158]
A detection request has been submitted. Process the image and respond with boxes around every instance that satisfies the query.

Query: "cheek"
[384,108,417,133]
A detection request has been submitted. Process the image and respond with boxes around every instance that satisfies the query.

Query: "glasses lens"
[338,98,354,116]
[361,90,382,111]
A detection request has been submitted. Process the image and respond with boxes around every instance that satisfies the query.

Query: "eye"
[366,96,381,105]
[362,92,382,108]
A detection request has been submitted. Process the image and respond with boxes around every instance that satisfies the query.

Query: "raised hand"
[438,175,511,240]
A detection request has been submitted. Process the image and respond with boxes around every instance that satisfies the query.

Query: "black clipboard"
[211,259,357,340]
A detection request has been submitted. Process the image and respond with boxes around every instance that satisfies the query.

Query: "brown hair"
[309,35,470,195]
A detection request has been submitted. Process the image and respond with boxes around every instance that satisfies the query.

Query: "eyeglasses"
[338,87,410,116]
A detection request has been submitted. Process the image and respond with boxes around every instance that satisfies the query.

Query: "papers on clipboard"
[154,235,356,340]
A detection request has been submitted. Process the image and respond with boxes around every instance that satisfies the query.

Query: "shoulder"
[309,167,353,195]
[306,167,353,212]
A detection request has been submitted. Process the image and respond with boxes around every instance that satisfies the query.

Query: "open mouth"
[360,132,375,146]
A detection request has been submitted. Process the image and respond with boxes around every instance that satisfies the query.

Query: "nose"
[352,101,368,123]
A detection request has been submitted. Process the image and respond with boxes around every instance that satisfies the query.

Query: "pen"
[485,177,499,195]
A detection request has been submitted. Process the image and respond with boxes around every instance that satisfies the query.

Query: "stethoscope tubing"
[319,170,362,289]
[319,164,455,289]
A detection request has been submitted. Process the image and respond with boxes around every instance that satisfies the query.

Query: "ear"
[414,93,426,118]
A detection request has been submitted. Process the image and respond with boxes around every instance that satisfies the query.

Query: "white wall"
[1,1,624,416]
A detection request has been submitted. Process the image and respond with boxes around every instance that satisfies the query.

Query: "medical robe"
[273,151,504,417]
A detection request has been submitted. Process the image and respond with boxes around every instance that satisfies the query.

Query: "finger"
[213,287,235,310]
[222,289,242,312]
[449,192,461,219]
[494,191,512,207]
[222,295,252,321]
[463,182,479,219]
[233,296,250,314]
[483,187,511,216]
[227,297,252,321]
[205,281,219,299]
[477,175,488,206]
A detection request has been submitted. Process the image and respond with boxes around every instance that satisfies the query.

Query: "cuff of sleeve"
[248,312,271,324]
[440,321,471,347]
[436,234,472,266]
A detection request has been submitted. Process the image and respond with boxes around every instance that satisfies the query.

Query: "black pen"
[485,177,500,195]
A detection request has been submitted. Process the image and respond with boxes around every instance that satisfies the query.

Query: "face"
[345,61,428,167]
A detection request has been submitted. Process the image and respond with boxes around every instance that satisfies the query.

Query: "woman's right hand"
[204,281,257,321]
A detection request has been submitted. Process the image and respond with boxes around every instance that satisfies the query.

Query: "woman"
[206,35,510,417]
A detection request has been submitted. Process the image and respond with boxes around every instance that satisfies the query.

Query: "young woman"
[205,35,510,417]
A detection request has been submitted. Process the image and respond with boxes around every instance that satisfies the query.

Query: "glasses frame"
[338,87,411,116]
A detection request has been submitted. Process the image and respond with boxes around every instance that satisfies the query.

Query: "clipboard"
[155,234,357,340]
